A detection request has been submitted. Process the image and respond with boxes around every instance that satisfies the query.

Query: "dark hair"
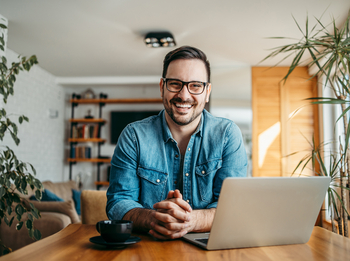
[162,46,211,82]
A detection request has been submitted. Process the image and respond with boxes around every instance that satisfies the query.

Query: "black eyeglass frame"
[162,78,209,95]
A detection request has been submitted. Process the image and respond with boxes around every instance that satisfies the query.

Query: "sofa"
[0,180,81,252]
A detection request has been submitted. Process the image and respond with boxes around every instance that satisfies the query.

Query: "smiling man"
[106,46,247,240]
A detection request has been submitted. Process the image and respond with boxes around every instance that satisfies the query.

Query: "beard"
[163,96,205,126]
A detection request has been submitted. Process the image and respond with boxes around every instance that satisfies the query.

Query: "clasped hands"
[149,189,194,240]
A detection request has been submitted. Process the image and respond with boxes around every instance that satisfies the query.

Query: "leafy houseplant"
[263,12,350,237]
[0,21,43,254]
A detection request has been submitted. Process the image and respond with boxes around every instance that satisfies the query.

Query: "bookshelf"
[68,93,162,189]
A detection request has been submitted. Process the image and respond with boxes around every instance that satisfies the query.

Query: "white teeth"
[175,103,191,108]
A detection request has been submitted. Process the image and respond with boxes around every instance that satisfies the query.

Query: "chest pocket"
[195,159,222,203]
[137,167,168,209]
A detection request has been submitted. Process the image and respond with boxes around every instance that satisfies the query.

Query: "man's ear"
[159,78,164,98]
[205,83,212,103]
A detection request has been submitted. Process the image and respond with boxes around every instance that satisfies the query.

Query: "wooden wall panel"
[253,77,282,177]
[252,67,319,177]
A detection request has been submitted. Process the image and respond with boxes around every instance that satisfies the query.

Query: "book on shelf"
[72,125,78,139]
[70,147,76,158]
[72,125,99,139]
[71,146,92,159]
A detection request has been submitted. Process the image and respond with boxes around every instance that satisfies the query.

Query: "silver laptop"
[182,176,331,250]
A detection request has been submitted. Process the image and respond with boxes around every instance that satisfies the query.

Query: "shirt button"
[185,173,189,177]
[174,181,177,184]
[202,170,205,174]
[186,200,189,203]
[175,154,179,158]
[156,179,160,183]
[188,148,191,151]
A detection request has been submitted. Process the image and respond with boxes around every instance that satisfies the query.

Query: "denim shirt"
[106,109,247,220]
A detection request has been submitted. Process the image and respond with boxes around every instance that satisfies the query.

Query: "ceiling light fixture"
[144,32,176,48]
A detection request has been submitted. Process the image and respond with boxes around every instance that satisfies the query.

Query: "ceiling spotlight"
[144,32,176,48]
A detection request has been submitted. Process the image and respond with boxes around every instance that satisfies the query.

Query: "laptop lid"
[183,176,331,250]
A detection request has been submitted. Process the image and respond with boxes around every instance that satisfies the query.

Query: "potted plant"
[262,12,350,237]
[0,20,43,254]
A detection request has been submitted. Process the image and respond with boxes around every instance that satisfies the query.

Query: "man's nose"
[177,84,192,99]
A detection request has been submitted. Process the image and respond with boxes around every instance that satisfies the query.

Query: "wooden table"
[1,224,350,261]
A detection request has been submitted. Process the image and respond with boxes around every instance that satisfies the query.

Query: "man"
[106,46,247,240]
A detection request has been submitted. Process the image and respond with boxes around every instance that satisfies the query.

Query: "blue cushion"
[72,189,82,215]
[30,189,64,202]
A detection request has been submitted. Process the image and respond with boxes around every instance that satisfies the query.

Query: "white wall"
[1,48,65,183]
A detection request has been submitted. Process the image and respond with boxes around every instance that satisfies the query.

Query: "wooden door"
[252,67,319,177]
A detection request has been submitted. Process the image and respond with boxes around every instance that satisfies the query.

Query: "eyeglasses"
[162,78,208,95]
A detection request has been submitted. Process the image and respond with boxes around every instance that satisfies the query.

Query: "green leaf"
[30,164,37,176]
[34,229,41,240]
[16,221,24,230]
[9,216,14,227]
[9,74,15,83]
[23,116,29,122]
[19,116,23,124]
[5,177,11,189]
[20,178,27,191]
[0,108,5,117]
[10,131,20,146]
[4,150,10,160]
[31,209,39,219]
[35,189,42,201]
[15,204,25,215]
[7,205,12,215]
[0,24,7,29]
[0,200,5,210]
[1,56,7,64]
[25,219,33,230]
[33,179,41,189]
[24,62,30,71]
[11,122,18,135]
[0,187,5,198]
[14,176,21,190]
[28,228,34,238]
[27,213,33,222]
[12,193,21,203]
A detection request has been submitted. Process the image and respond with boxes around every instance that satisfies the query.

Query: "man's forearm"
[122,208,155,232]
[190,208,216,233]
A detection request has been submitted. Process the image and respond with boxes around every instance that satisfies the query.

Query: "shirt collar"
[161,109,205,143]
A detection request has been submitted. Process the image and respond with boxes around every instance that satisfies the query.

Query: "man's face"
[160,59,211,127]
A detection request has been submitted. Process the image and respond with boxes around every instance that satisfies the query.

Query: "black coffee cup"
[96,220,133,242]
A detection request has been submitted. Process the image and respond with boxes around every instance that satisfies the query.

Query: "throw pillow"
[24,200,80,224]
[30,189,64,202]
[72,189,82,215]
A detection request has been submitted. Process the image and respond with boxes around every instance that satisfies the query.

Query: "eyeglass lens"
[166,79,205,94]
